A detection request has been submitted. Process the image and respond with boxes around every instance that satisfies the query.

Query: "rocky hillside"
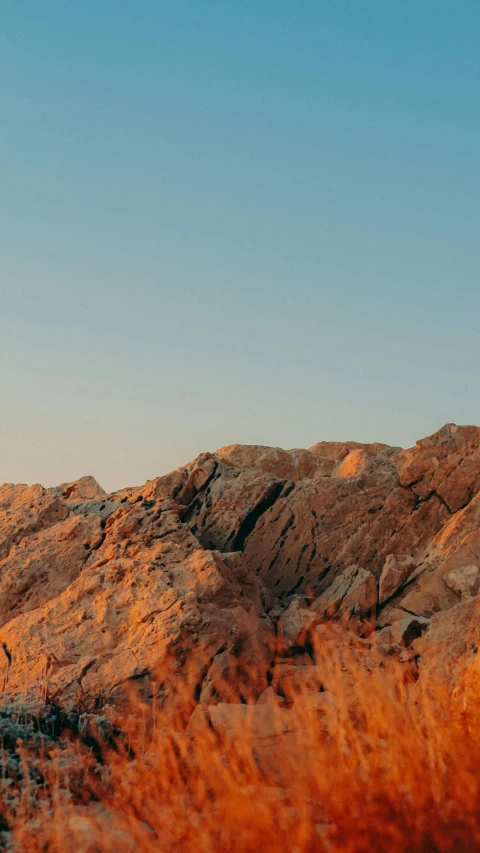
[1,422,480,714]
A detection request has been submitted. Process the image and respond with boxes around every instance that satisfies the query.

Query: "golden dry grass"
[2,633,480,853]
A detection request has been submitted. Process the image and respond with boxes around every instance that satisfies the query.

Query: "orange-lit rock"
[1,423,480,708]
[378,554,417,603]
[444,565,480,599]
[312,565,377,618]
[277,598,318,646]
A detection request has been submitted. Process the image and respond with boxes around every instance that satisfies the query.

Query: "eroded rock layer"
[1,423,480,710]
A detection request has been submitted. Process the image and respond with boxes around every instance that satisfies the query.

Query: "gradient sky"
[1,1,479,492]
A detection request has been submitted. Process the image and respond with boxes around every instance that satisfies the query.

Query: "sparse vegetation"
[2,636,480,852]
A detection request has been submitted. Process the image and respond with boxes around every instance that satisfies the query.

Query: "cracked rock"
[277,599,318,646]
[379,554,417,603]
[444,565,480,599]
[312,565,378,619]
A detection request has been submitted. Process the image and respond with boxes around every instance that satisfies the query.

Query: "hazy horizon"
[2,2,480,492]
[1,420,474,494]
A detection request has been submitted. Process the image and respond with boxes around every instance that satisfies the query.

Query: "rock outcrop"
[1,422,480,711]
[378,554,417,603]
[312,565,377,618]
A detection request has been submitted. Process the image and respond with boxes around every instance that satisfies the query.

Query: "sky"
[1,1,479,492]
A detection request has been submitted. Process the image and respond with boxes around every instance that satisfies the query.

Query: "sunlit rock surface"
[1,423,480,707]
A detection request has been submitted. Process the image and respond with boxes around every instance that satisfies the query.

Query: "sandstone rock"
[1,422,480,710]
[273,666,324,704]
[378,606,413,626]
[309,441,390,462]
[379,554,417,603]
[215,444,279,470]
[422,492,480,574]
[185,459,287,552]
[0,476,272,706]
[208,702,298,740]
[0,513,103,627]
[389,492,480,619]
[333,449,371,479]
[312,565,377,618]
[444,565,480,599]
[241,453,449,601]
[277,598,317,646]
[0,483,30,510]
[215,444,334,479]
[398,570,460,618]
[371,626,395,646]
[256,686,284,706]
[185,428,480,606]
[0,484,70,560]
[220,550,273,611]
[413,598,479,687]
[391,423,480,513]
[52,476,106,502]
[390,616,430,647]
[198,624,271,705]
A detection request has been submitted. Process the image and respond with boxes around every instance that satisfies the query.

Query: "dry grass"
[2,632,480,853]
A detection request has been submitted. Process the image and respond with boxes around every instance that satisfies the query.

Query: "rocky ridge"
[1,423,480,723]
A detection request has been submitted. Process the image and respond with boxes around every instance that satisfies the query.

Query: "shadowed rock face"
[1,422,480,706]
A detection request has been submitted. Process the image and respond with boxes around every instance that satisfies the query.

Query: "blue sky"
[1,1,479,491]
